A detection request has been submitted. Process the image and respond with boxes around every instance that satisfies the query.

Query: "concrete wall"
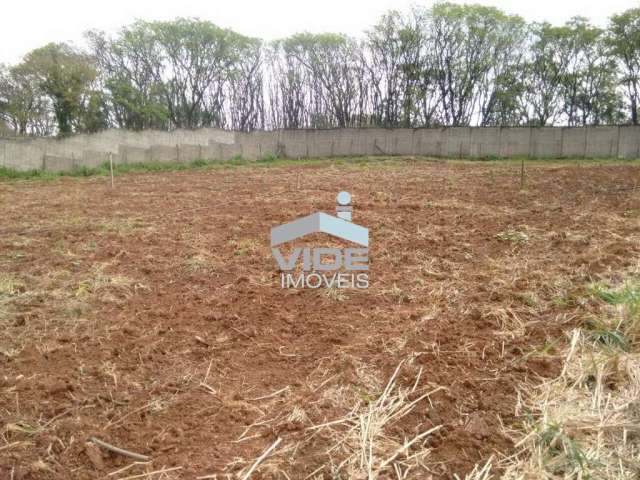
[0,128,235,172]
[1,126,638,172]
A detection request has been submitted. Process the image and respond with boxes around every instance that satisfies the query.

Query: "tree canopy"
[2,5,640,136]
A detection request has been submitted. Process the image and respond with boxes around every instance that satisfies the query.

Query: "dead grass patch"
[495,275,640,479]
[183,254,218,274]
[76,263,146,302]
[98,217,151,235]
[308,361,442,479]
[0,274,26,297]
[496,230,530,243]
[230,238,261,257]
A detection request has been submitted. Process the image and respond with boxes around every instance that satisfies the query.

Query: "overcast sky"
[1,0,638,64]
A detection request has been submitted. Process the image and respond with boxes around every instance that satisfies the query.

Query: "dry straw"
[467,278,640,480]
[310,360,443,479]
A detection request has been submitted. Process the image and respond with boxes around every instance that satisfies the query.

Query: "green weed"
[537,423,590,472]
[496,230,529,243]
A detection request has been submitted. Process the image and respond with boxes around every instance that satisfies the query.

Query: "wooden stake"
[109,153,114,189]
[520,157,525,190]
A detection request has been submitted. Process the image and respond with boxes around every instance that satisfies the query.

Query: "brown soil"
[1,159,639,479]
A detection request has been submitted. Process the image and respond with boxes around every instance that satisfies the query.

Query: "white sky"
[1,0,638,64]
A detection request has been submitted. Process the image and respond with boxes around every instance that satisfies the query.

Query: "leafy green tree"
[608,8,640,124]
[476,12,528,126]
[0,64,53,135]
[80,90,109,133]
[365,11,426,127]
[265,40,309,128]
[21,43,98,135]
[87,26,169,130]
[428,3,526,126]
[227,36,264,131]
[149,19,233,128]
[89,19,263,130]
[556,18,621,125]
[2,6,640,133]
[278,32,366,128]
[523,19,622,126]
[522,23,571,126]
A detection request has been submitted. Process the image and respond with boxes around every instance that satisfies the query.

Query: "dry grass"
[460,458,493,480]
[488,275,640,479]
[382,284,414,305]
[230,238,261,257]
[183,253,218,274]
[324,284,349,301]
[225,359,443,479]
[98,217,151,235]
[76,263,143,301]
[0,273,26,297]
[495,230,530,244]
[0,262,144,357]
[309,361,443,479]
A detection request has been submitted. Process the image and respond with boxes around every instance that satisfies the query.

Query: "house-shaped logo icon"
[270,191,369,247]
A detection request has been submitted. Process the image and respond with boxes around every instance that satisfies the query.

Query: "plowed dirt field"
[1,159,639,479]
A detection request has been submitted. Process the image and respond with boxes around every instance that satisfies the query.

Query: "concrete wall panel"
[43,155,74,172]
[500,128,531,157]
[442,128,471,157]
[585,127,618,157]
[333,129,360,156]
[178,144,203,163]
[235,133,258,160]
[281,130,310,158]
[1,140,44,170]
[243,131,279,159]
[413,129,441,156]
[561,128,588,157]
[220,143,242,160]
[363,129,392,156]
[305,130,331,158]
[81,150,110,168]
[470,127,501,157]
[351,129,374,155]
[387,129,414,156]
[150,145,178,163]
[531,128,562,157]
[202,144,223,161]
[119,146,150,164]
[619,126,640,159]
